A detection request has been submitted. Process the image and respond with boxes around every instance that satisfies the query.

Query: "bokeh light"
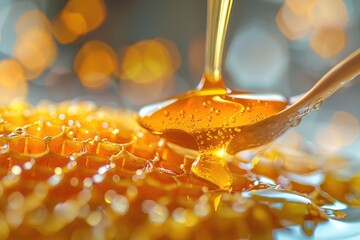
[13,29,57,80]
[74,40,117,90]
[118,76,174,107]
[0,59,25,88]
[13,10,57,80]
[226,27,289,89]
[315,111,360,152]
[312,0,348,29]
[285,0,316,15]
[0,81,28,104]
[117,39,180,84]
[60,10,87,35]
[310,27,346,58]
[115,38,180,106]
[276,4,312,41]
[276,0,349,58]
[15,10,51,35]
[53,0,106,44]
[0,59,28,103]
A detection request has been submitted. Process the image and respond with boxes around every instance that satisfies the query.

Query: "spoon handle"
[227,49,360,154]
[293,48,360,112]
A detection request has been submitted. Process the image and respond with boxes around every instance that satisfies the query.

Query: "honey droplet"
[313,100,323,110]
[290,118,302,127]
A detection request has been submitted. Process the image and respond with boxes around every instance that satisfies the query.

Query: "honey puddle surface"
[0,101,359,239]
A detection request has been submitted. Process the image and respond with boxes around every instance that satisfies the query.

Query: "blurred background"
[0,0,359,158]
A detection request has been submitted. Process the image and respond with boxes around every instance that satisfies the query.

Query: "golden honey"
[137,0,290,190]
[0,0,359,239]
[138,77,289,190]
[0,101,359,239]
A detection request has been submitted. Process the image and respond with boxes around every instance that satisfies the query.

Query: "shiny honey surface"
[138,84,289,190]
[0,101,359,239]
[137,0,290,190]
[0,0,358,239]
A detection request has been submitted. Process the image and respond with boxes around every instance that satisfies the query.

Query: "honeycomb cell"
[9,135,48,156]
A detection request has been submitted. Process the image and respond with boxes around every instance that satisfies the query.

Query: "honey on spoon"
[138,0,289,190]
[138,0,360,190]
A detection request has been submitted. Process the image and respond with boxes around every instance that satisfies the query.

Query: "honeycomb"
[0,101,358,239]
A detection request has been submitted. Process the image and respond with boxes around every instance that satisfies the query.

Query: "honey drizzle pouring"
[195,0,242,190]
[138,0,288,190]
[201,0,232,87]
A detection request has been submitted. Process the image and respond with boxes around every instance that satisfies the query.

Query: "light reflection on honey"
[0,101,359,239]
